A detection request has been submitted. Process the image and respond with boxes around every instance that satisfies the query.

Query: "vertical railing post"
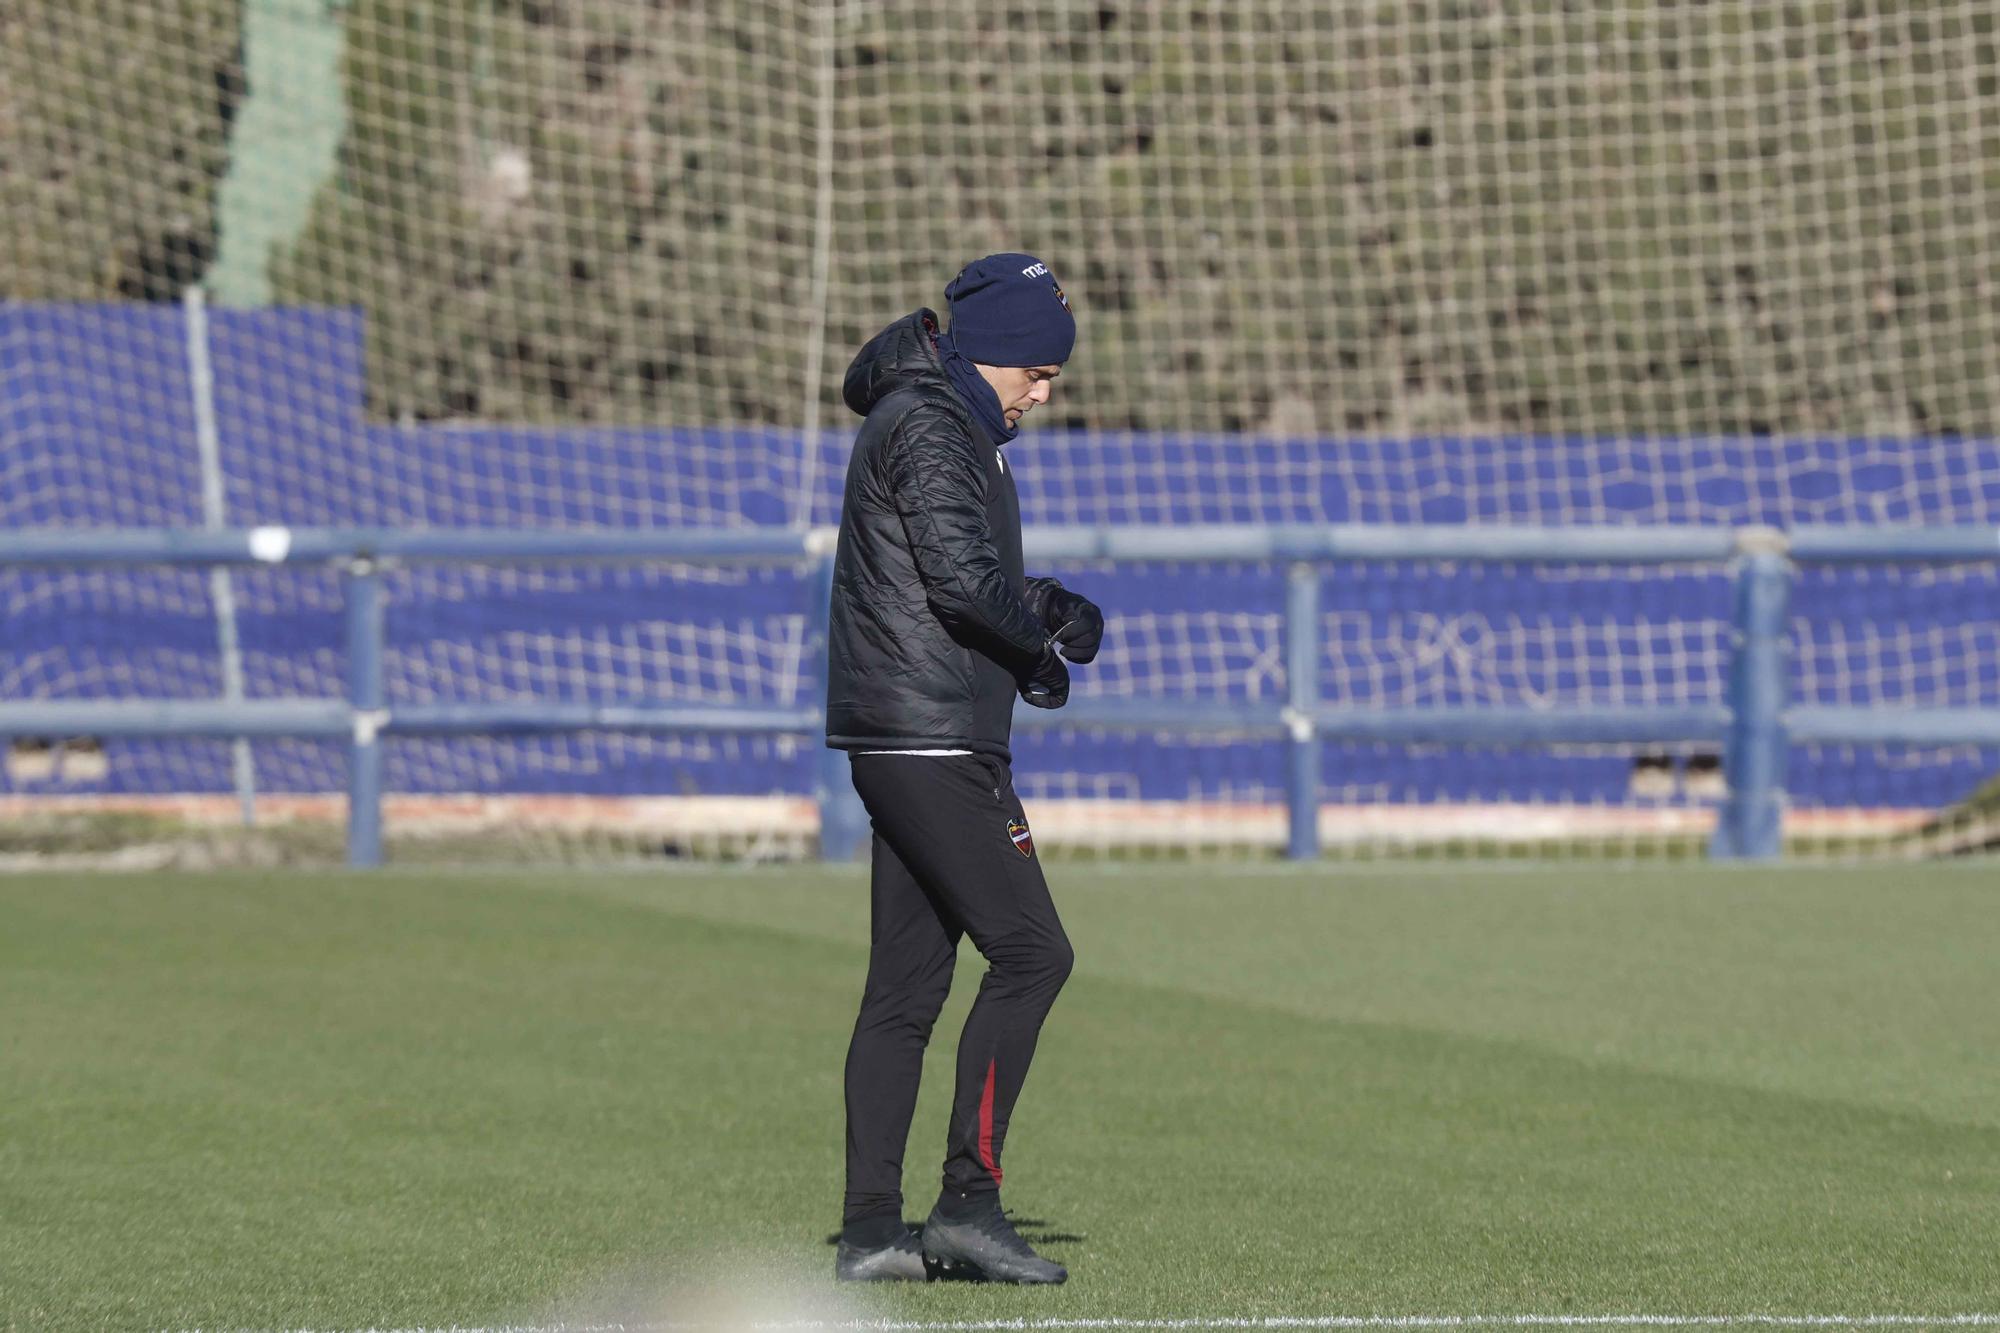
[183,286,259,827]
[344,557,386,869]
[813,546,870,861]
[1284,561,1321,860]
[1710,542,1790,860]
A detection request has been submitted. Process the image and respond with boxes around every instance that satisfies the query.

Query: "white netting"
[1009,560,1740,860]
[10,4,2000,509]
[4,1,1999,862]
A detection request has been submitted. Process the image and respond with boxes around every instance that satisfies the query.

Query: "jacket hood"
[842,309,953,418]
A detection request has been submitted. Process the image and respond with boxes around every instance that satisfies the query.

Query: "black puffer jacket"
[824,310,1057,759]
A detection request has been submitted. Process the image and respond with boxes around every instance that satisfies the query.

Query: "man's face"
[975,363,1062,428]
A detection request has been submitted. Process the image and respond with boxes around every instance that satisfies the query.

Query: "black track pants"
[841,752,1073,1228]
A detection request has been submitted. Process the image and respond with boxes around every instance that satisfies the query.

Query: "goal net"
[4,1,1998,863]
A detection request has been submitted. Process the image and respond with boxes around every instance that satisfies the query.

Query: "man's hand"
[1018,643,1070,709]
[1044,587,1104,664]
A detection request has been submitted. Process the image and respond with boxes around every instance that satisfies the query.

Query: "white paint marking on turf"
[752,1312,2000,1320]
[826,1321,2000,1332]
[230,1315,2000,1333]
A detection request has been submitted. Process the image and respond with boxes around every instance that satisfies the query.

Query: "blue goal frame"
[3,522,1997,866]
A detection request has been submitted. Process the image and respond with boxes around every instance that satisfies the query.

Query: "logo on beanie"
[1051,283,1070,313]
[1007,817,1035,857]
[1021,261,1050,278]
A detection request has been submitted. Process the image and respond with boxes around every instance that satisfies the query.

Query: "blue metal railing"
[4,523,1998,866]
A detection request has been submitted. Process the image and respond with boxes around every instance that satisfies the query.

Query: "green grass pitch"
[2,863,1995,1331]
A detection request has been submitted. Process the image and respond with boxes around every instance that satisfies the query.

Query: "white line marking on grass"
[224,1315,2000,1333]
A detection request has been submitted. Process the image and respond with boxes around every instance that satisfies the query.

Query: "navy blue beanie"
[944,252,1076,367]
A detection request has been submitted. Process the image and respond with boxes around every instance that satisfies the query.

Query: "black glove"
[1040,584,1104,660]
[1018,643,1070,709]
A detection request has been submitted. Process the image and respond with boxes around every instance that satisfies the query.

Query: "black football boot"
[834,1224,927,1282]
[920,1196,1067,1285]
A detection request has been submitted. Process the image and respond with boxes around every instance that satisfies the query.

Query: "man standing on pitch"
[825,254,1103,1285]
